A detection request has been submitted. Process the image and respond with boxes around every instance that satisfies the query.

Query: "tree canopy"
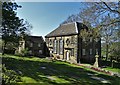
[1,2,32,54]
[62,2,120,62]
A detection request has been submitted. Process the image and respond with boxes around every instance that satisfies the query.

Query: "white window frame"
[54,40,57,53]
[59,39,63,55]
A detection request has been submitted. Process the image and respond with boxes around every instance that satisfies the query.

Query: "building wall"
[78,37,101,63]
[18,36,46,57]
[46,35,78,63]
[46,35,101,64]
[18,40,25,54]
[25,40,44,57]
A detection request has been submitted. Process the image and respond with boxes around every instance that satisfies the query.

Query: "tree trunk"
[111,60,114,68]
[106,43,109,61]
[2,41,7,55]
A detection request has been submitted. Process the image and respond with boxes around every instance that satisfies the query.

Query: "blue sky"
[16,2,84,38]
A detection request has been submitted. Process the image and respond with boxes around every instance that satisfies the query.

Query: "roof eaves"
[75,22,78,33]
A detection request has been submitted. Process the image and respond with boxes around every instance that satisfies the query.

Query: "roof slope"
[25,36,44,43]
[45,22,87,38]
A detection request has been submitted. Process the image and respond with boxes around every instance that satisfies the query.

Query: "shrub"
[15,48,29,57]
[2,64,21,84]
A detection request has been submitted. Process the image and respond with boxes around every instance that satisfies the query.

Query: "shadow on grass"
[2,56,120,85]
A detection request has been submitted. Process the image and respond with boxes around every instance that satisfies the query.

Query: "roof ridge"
[29,35,42,37]
[61,22,76,26]
[61,21,83,26]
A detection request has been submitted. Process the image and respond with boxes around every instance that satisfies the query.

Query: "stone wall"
[46,35,78,63]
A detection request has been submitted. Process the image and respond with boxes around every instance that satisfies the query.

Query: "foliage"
[80,28,100,44]
[104,67,120,73]
[2,64,21,84]
[62,2,120,62]
[62,2,119,26]
[16,48,29,57]
[1,2,32,55]
[110,42,120,62]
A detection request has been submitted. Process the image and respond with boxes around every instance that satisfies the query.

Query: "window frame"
[71,49,74,56]
[53,39,57,53]
[59,39,63,55]
[49,39,52,45]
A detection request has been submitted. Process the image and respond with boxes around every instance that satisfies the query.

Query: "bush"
[15,48,29,57]
[2,64,21,84]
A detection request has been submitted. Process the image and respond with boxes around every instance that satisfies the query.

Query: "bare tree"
[62,2,120,61]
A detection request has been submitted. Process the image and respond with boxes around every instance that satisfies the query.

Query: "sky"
[16,2,85,38]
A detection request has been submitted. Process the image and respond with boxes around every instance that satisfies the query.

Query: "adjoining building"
[45,22,101,64]
[18,35,49,57]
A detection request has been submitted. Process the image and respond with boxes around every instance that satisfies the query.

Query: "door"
[66,51,70,60]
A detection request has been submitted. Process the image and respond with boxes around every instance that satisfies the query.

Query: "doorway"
[66,51,70,60]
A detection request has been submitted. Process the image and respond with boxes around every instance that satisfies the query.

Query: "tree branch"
[103,2,120,15]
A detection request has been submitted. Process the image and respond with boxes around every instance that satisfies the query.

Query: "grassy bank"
[1,54,120,85]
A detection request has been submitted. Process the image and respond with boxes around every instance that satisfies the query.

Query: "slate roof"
[25,36,44,43]
[45,22,87,38]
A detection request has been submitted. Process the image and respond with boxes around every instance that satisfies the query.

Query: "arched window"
[59,39,63,55]
[53,40,57,53]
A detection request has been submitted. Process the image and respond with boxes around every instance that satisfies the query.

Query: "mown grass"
[1,54,120,85]
[103,67,120,73]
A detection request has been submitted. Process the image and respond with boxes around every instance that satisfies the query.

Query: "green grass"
[1,54,120,85]
[104,67,120,73]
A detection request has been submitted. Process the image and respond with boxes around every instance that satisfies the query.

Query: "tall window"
[59,39,63,54]
[82,49,86,55]
[71,49,74,56]
[66,38,70,46]
[54,40,57,53]
[49,39,52,45]
[71,36,74,44]
[90,49,92,55]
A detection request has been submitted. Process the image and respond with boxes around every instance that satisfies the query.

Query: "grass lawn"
[103,67,120,73]
[1,54,120,85]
